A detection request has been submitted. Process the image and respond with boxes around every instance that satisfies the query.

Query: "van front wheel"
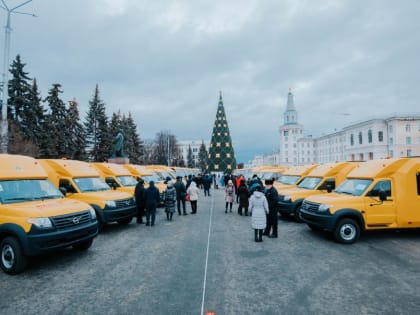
[1,237,27,275]
[334,218,360,244]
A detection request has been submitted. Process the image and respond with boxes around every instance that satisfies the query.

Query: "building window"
[368,130,372,143]
[350,134,354,146]
[378,131,383,142]
[406,137,411,145]
[389,125,393,132]
[389,137,393,145]
[359,153,364,161]
[285,144,288,148]
[368,152,373,160]
[389,150,393,157]
[407,149,412,157]
[284,130,288,136]
[359,132,363,144]
[406,124,411,132]
[351,154,355,161]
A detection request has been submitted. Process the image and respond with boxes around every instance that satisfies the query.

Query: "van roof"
[40,159,100,177]
[347,158,420,178]
[124,164,153,176]
[0,154,46,180]
[282,164,318,176]
[307,161,357,177]
[91,162,132,176]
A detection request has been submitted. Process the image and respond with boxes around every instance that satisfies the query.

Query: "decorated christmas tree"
[207,92,237,173]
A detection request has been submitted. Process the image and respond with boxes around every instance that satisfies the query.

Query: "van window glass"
[336,179,373,196]
[367,180,391,197]
[297,177,322,190]
[0,179,62,204]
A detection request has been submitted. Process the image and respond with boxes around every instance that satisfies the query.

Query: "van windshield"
[0,179,62,204]
[74,177,110,192]
[280,175,300,185]
[142,173,162,183]
[297,177,322,190]
[335,179,373,196]
[117,175,137,187]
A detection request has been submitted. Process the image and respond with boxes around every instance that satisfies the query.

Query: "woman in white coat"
[186,181,199,214]
[249,185,269,242]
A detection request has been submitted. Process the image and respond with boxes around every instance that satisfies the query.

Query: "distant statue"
[112,131,125,157]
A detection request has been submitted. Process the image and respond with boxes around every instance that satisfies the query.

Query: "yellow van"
[0,154,98,274]
[277,162,360,221]
[91,162,137,195]
[40,159,136,227]
[274,164,318,191]
[300,158,420,244]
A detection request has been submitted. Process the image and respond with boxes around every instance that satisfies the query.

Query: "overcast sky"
[2,0,419,163]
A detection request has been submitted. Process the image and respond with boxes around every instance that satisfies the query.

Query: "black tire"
[73,238,94,251]
[117,217,132,225]
[294,206,303,223]
[0,237,27,275]
[334,218,360,244]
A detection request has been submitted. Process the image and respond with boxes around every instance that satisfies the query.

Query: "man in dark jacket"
[174,176,187,215]
[143,181,160,226]
[134,178,146,224]
[263,179,279,238]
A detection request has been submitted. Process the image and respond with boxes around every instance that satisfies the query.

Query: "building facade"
[178,140,210,167]
[279,90,304,165]
[254,90,420,167]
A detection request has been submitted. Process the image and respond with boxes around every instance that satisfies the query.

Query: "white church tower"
[279,89,304,165]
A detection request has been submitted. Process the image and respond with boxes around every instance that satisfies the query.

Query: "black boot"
[170,213,173,221]
[259,230,263,242]
[254,229,258,242]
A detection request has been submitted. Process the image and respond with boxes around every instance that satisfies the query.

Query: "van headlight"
[89,208,97,220]
[283,195,291,202]
[28,217,53,229]
[318,204,331,213]
[105,200,116,208]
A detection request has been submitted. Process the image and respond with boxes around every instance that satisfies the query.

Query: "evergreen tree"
[208,92,237,173]
[7,55,31,122]
[187,145,194,168]
[22,78,44,149]
[198,141,208,172]
[84,85,110,161]
[125,112,144,164]
[43,84,68,158]
[66,99,86,160]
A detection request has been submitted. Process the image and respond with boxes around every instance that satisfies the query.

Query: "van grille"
[115,198,135,208]
[50,211,91,229]
[301,201,320,213]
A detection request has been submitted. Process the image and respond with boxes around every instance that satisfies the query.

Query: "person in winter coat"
[143,181,160,226]
[164,181,176,221]
[134,178,146,224]
[237,179,250,216]
[203,174,212,197]
[224,180,236,213]
[174,176,187,216]
[263,179,279,238]
[250,185,269,242]
[186,181,199,214]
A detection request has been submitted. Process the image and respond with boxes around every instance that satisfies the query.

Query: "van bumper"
[300,208,336,230]
[24,221,98,256]
[278,200,299,214]
[99,205,137,223]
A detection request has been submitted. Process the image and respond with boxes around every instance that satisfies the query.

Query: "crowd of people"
[134,172,279,243]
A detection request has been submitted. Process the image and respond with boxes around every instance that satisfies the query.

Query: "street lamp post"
[0,0,35,153]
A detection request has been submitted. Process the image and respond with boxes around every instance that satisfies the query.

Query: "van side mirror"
[59,187,67,196]
[378,190,387,202]
[326,184,333,193]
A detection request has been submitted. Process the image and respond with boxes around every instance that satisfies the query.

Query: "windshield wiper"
[338,191,353,195]
[4,197,36,202]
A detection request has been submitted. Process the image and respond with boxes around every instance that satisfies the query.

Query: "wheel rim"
[2,244,15,269]
[339,223,356,241]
